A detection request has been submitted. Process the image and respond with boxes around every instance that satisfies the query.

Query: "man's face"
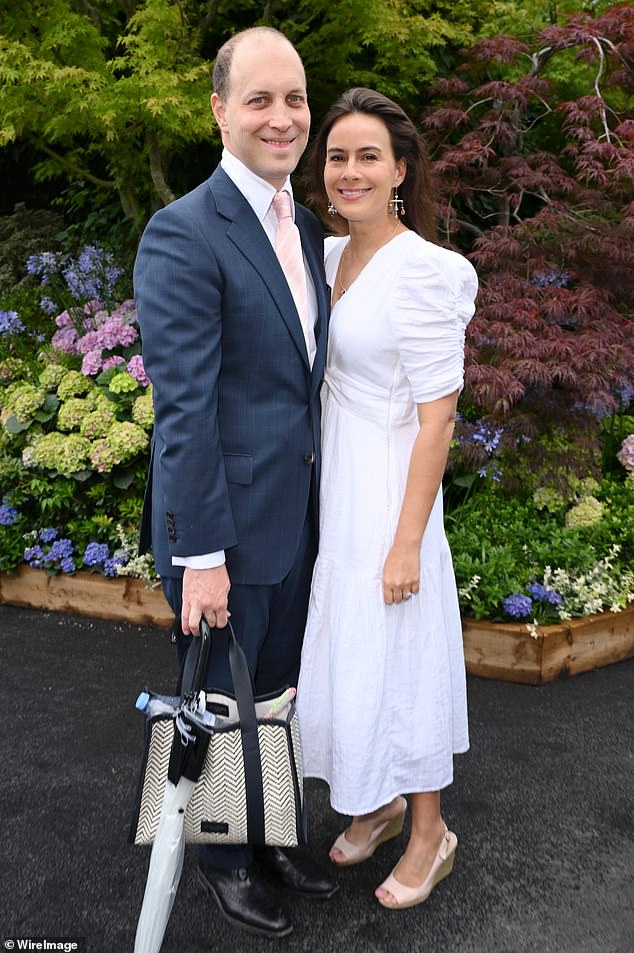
[211,35,310,190]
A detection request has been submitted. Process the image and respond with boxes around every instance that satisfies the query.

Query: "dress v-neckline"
[331,231,409,308]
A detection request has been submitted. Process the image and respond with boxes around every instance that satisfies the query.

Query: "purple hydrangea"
[102,355,125,372]
[502,594,533,619]
[127,354,150,387]
[60,557,76,573]
[83,542,111,567]
[526,582,564,608]
[81,349,103,376]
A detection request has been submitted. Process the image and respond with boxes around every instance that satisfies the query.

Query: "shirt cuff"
[171,551,226,569]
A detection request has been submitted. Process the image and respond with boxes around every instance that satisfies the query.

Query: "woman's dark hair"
[304,87,437,242]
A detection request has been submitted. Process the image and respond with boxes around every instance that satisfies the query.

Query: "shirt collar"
[220,149,295,223]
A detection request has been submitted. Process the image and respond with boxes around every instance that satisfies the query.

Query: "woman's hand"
[383,543,420,604]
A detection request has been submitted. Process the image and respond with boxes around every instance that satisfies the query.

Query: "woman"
[297,88,477,910]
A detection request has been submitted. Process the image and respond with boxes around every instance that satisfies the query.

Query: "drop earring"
[327,202,337,217]
[388,187,405,218]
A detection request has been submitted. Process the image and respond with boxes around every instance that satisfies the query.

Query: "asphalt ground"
[0,603,632,953]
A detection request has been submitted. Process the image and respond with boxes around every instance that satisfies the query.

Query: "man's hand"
[181,565,230,635]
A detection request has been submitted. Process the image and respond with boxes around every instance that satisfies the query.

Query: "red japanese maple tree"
[423,4,634,491]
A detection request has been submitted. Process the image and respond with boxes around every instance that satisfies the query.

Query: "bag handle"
[183,618,266,844]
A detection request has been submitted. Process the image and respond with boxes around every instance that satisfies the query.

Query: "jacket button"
[303,453,315,464]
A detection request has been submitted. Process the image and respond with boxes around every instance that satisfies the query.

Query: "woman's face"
[324,112,406,228]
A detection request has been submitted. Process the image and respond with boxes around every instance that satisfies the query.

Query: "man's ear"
[211,93,226,133]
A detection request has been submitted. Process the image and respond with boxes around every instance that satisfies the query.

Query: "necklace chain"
[335,221,402,299]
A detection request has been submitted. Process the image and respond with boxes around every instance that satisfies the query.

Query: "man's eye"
[362,154,378,161]
[288,95,305,105]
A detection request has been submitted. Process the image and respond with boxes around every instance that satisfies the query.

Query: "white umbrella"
[133,774,196,953]
[134,621,213,953]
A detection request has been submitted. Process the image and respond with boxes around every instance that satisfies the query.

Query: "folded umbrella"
[133,623,212,953]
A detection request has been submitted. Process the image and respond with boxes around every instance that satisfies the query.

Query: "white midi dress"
[297,230,478,816]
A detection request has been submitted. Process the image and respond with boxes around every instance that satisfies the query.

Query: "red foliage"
[422,3,634,483]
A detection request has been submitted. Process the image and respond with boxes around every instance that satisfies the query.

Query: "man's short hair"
[212,27,300,101]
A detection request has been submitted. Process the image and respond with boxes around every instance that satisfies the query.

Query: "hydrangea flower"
[109,371,139,395]
[502,594,533,618]
[127,355,150,387]
[83,542,111,567]
[90,421,149,471]
[102,355,125,372]
[39,527,58,543]
[0,500,18,525]
[57,371,93,400]
[81,349,103,376]
[565,496,605,529]
[617,435,634,475]
[29,432,92,475]
[39,363,68,390]
[3,384,47,424]
[79,407,115,439]
[526,582,564,608]
[57,398,90,432]
[132,392,154,430]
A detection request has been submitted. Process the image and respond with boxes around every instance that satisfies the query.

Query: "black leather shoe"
[198,862,292,938]
[255,847,339,899]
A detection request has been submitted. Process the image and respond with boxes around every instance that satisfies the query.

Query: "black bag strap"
[187,618,265,844]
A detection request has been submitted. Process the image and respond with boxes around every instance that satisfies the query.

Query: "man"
[133,27,333,939]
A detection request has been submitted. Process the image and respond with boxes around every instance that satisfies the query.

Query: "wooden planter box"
[0,565,172,628]
[1,567,633,683]
[462,605,634,684]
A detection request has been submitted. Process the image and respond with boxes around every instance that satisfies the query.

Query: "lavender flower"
[502,594,533,618]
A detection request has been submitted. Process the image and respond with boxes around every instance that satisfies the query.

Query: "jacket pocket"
[223,452,253,485]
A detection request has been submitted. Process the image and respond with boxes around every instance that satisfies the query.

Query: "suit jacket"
[133,165,329,584]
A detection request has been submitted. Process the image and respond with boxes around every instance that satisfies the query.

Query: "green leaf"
[5,415,31,434]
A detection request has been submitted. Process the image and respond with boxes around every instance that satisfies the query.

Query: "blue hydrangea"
[47,538,74,561]
[39,527,58,543]
[104,555,127,577]
[527,582,564,608]
[0,501,18,526]
[83,542,111,566]
[24,545,44,567]
[60,557,76,573]
[502,594,533,619]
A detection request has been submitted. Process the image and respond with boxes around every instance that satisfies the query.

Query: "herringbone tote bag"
[130,621,306,848]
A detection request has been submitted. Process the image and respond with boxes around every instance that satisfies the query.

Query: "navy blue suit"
[134,165,328,869]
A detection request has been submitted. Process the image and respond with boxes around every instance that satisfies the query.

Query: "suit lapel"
[209,169,310,367]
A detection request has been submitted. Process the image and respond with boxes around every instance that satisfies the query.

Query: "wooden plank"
[463,606,634,684]
[0,566,172,628]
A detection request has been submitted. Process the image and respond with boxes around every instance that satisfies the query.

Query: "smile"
[338,189,371,200]
[262,138,296,148]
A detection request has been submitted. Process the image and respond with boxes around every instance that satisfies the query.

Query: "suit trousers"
[160,511,317,870]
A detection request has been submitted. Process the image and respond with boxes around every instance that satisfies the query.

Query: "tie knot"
[272,190,293,223]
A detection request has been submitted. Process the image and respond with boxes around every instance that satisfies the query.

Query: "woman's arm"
[383,389,458,604]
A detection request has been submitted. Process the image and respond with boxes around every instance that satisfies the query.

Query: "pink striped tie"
[272,190,315,366]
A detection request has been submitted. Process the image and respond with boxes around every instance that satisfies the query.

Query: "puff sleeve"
[390,246,478,404]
